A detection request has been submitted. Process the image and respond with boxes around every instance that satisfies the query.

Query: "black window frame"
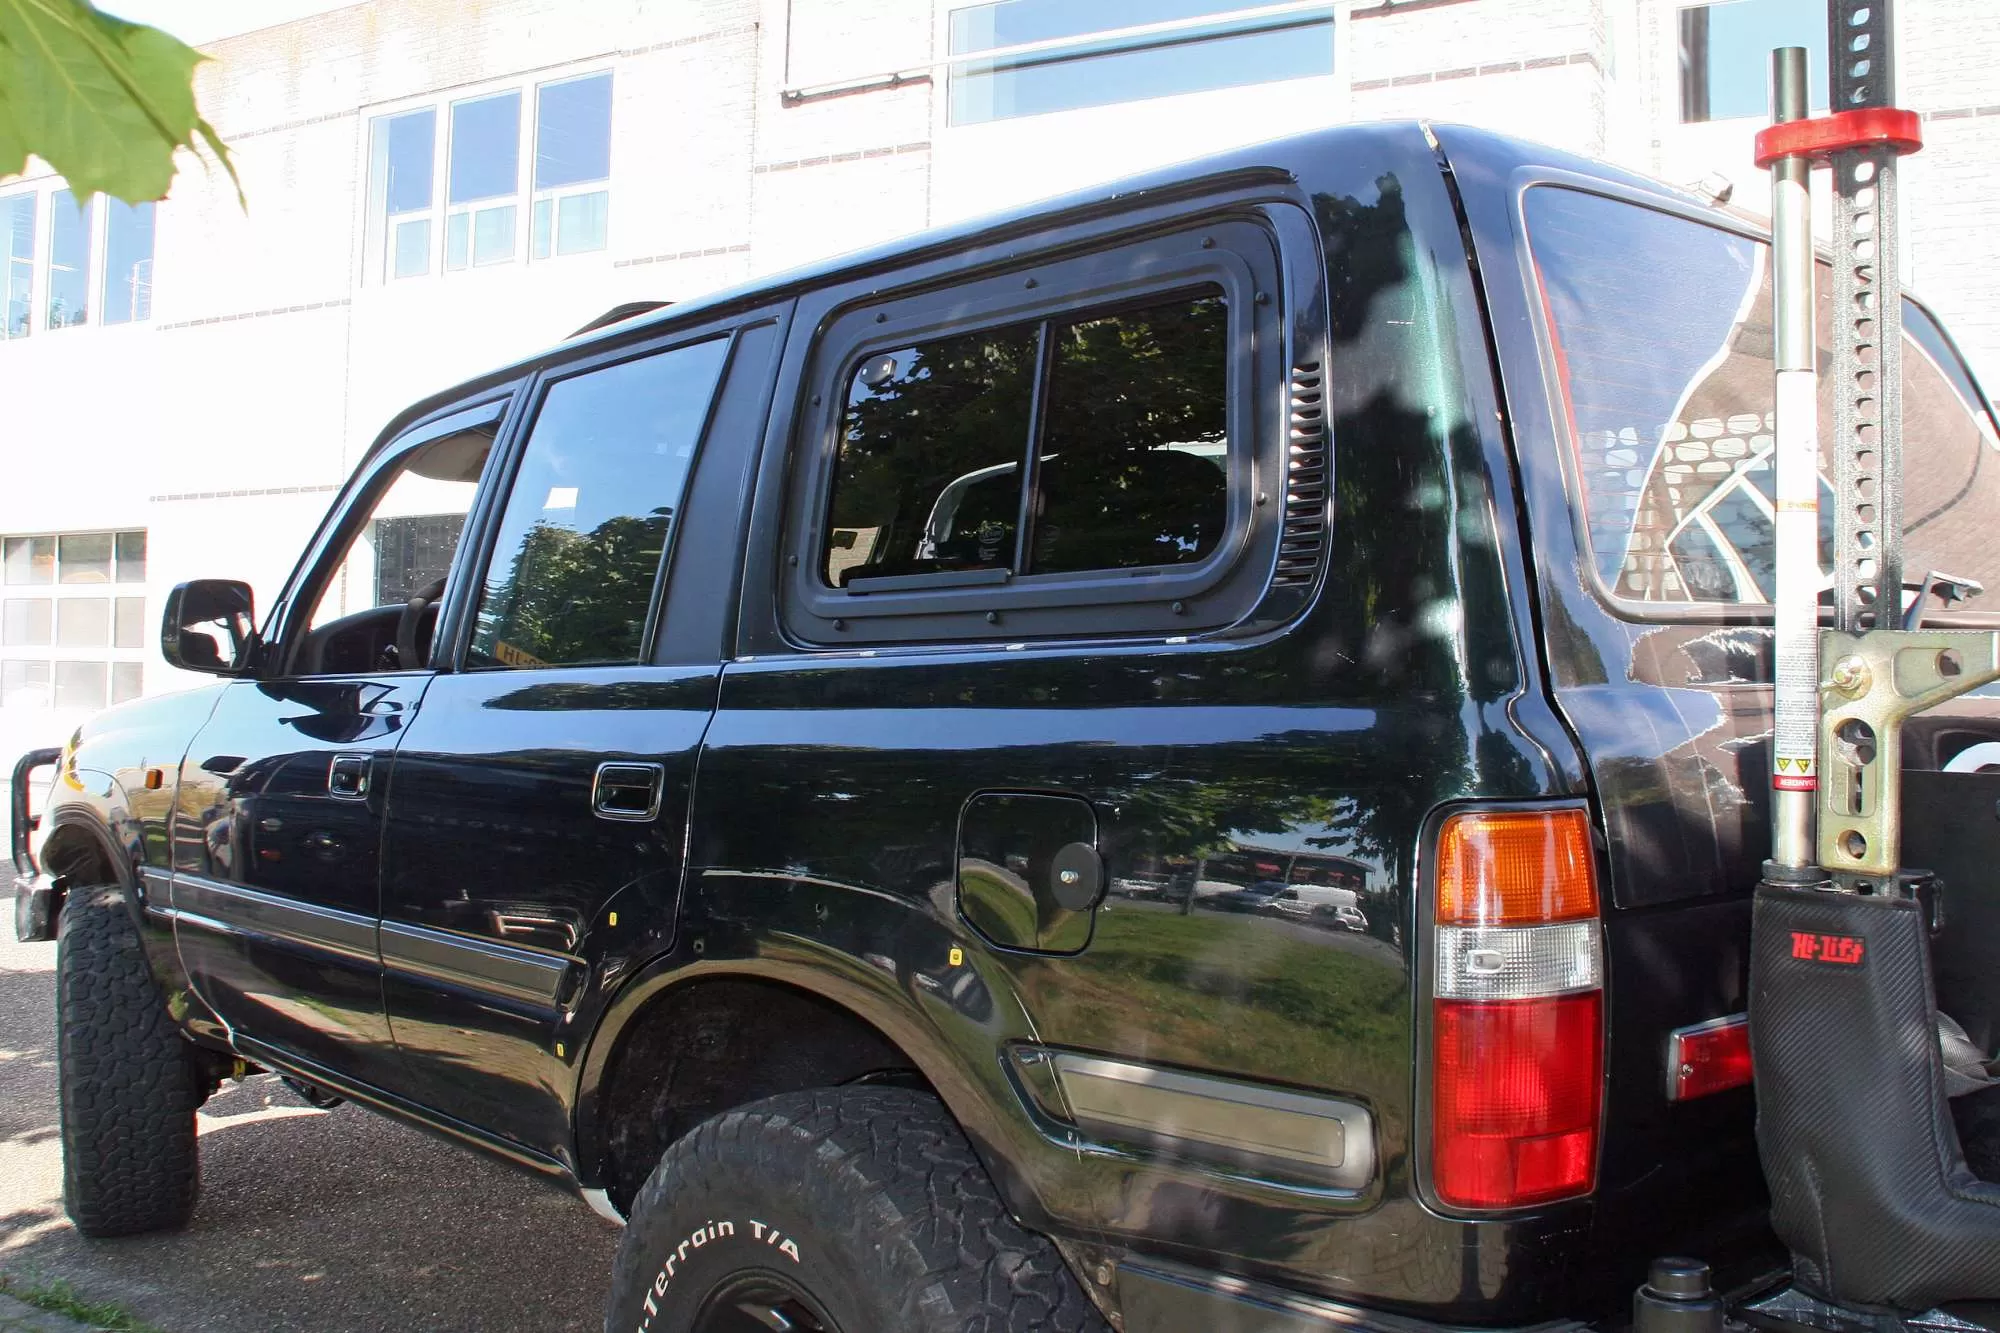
[779,217,1287,646]
[263,393,514,679]
[437,324,740,674]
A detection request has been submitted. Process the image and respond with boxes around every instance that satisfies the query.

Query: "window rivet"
[874,312,887,323]
[1255,291,1271,306]
[788,554,799,567]
[1171,600,1187,615]
[1200,237,1216,249]
[1256,492,1269,506]
[832,618,847,632]
[1024,277,1038,289]
[811,393,823,406]
[985,611,1000,625]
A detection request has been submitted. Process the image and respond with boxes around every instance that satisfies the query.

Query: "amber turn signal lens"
[1436,808,1598,926]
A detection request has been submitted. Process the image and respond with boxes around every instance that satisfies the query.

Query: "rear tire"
[57,887,203,1237]
[603,1086,1105,1333]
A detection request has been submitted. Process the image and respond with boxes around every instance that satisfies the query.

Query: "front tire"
[57,887,203,1237]
[604,1086,1104,1333]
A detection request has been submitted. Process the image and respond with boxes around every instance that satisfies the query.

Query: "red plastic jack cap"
[1754,107,1923,169]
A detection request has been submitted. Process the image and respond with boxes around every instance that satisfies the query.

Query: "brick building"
[1,0,1995,770]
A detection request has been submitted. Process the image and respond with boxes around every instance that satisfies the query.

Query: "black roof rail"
[569,300,672,339]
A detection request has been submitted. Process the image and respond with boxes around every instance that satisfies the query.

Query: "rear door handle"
[328,754,371,801]
[592,762,664,822]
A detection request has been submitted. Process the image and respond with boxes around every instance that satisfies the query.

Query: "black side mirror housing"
[162,579,256,676]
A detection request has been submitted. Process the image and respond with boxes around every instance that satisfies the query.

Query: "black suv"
[14,122,2000,1333]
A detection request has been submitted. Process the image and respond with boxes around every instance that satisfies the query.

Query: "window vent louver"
[1275,361,1329,586]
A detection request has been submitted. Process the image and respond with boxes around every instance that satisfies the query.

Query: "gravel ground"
[0,929,621,1332]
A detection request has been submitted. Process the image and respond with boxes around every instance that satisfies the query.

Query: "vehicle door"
[376,315,778,1157]
[171,399,507,1087]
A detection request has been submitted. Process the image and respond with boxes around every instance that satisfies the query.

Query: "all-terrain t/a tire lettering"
[57,887,204,1237]
[604,1086,1106,1333]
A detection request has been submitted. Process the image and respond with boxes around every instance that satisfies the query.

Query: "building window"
[2,193,31,340]
[101,201,155,325]
[369,72,610,281]
[1,529,146,713]
[1679,0,1827,123]
[447,91,521,271]
[947,0,1335,126]
[47,190,92,330]
[531,73,612,259]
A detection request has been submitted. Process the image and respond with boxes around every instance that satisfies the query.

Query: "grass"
[0,1273,164,1333]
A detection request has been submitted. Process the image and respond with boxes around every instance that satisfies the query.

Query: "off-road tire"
[603,1086,1106,1333]
[57,886,203,1237]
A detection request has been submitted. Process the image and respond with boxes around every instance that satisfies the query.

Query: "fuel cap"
[1049,843,1103,912]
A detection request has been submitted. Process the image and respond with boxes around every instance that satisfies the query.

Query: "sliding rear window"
[1525,185,2000,616]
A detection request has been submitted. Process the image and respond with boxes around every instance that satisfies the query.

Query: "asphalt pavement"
[0,930,620,1332]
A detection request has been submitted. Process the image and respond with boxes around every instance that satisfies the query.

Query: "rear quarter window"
[1524,185,2000,617]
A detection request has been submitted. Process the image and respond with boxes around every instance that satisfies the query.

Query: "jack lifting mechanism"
[1633,3,2000,1332]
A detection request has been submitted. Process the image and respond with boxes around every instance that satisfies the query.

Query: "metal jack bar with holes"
[1754,3,2000,888]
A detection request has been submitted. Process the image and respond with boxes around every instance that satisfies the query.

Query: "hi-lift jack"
[1670,1,2000,1329]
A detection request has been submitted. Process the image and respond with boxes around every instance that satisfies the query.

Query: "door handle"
[328,754,372,801]
[592,762,664,822]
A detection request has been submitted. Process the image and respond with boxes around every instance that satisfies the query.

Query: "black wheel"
[57,886,204,1237]
[604,1086,1106,1333]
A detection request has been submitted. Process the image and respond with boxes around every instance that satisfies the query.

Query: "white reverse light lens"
[1435,921,1602,1001]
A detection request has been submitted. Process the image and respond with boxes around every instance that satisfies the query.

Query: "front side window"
[824,291,1229,587]
[1526,186,2000,614]
[948,0,1334,126]
[2,193,32,339]
[448,91,521,270]
[468,336,730,669]
[1679,0,1826,123]
[296,422,493,674]
[47,190,92,330]
[532,73,612,259]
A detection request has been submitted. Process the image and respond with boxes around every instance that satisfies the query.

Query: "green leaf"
[0,0,238,206]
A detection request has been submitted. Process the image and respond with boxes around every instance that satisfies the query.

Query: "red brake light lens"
[1432,992,1603,1208]
[1667,1015,1752,1102]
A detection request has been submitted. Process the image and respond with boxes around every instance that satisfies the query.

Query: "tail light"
[1430,807,1604,1209]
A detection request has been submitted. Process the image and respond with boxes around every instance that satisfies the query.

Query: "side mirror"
[162,580,256,676]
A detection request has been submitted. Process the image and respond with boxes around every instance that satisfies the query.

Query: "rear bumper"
[14,871,60,942]
[1117,1260,1590,1333]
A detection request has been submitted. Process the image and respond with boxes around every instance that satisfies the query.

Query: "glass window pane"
[382,108,436,215]
[469,338,731,669]
[472,204,516,265]
[535,73,612,190]
[115,530,146,582]
[114,595,145,648]
[823,323,1039,588]
[948,0,1332,124]
[58,598,111,647]
[59,533,113,584]
[449,92,521,204]
[1526,186,2000,611]
[47,190,93,329]
[555,190,608,255]
[53,660,107,711]
[307,424,494,634]
[445,211,471,270]
[2,660,50,708]
[393,218,432,279]
[1679,0,1827,122]
[101,200,154,325]
[111,661,143,705]
[531,197,553,260]
[3,193,33,340]
[1030,293,1229,574]
[3,598,51,645]
[5,536,53,584]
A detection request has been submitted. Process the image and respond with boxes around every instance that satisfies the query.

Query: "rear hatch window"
[1524,184,2000,618]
